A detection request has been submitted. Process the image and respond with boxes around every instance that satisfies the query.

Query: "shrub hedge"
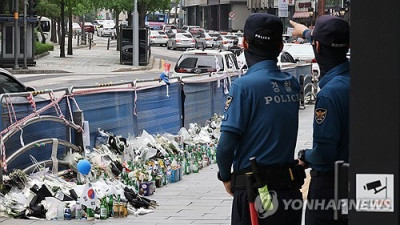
[35,42,54,55]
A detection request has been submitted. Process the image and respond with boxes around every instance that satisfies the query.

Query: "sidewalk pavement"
[8,37,159,74]
[0,106,314,225]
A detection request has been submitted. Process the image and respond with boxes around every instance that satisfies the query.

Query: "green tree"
[34,0,60,43]
[137,0,170,27]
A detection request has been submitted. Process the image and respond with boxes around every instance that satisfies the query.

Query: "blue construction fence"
[0,64,312,171]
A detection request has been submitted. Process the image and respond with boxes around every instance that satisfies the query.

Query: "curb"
[111,56,159,73]
[7,69,71,74]
[34,51,50,60]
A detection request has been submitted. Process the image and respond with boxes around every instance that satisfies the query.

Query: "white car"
[97,24,116,38]
[149,30,169,46]
[282,43,320,77]
[232,32,244,48]
[71,22,81,35]
[216,35,239,50]
[173,50,240,77]
[182,25,200,32]
[167,33,196,50]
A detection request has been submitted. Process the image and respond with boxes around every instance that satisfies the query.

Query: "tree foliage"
[35,0,61,19]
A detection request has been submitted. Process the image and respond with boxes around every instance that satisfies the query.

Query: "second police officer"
[291,15,350,225]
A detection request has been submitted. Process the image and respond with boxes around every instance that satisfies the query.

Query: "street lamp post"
[132,0,139,67]
[13,0,20,70]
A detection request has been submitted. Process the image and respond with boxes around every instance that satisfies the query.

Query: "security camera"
[364,180,386,194]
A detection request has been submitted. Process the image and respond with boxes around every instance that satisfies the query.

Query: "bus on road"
[145,12,167,30]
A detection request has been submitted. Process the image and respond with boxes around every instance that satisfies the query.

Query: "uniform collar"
[246,60,279,74]
[319,61,350,89]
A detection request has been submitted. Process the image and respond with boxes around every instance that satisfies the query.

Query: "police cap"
[244,13,283,44]
[312,15,350,48]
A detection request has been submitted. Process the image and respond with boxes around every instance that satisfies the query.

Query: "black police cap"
[312,15,350,48]
[244,13,283,43]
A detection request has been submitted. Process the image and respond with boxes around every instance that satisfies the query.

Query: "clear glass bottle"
[57,204,64,220]
[75,197,82,220]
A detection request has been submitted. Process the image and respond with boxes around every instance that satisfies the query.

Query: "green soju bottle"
[108,194,114,217]
[184,157,191,175]
[100,197,108,220]
[192,159,199,173]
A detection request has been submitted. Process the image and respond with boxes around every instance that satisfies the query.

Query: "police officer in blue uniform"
[290,16,350,225]
[216,13,305,225]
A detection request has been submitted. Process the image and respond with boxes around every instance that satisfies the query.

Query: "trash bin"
[120,26,151,66]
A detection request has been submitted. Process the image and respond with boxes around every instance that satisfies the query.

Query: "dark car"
[84,22,95,33]
[0,68,35,94]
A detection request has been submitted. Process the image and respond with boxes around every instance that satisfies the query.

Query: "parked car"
[194,32,219,49]
[0,68,35,94]
[84,22,95,33]
[173,50,240,77]
[182,25,200,32]
[188,27,205,37]
[216,35,238,50]
[165,29,188,38]
[282,43,320,76]
[97,24,116,38]
[232,32,244,48]
[149,30,169,46]
[167,33,196,50]
[162,24,178,32]
[71,22,81,35]
[93,20,103,31]
[0,68,46,104]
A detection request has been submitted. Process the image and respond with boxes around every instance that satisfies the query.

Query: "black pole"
[23,0,27,69]
[13,0,20,70]
[60,0,65,58]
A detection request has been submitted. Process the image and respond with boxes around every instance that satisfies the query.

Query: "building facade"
[0,0,36,67]
[182,0,251,31]
[182,0,350,31]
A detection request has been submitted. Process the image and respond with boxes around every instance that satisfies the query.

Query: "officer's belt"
[230,165,305,191]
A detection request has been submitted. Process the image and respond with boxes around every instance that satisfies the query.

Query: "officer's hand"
[297,159,309,168]
[223,181,233,197]
[289,20,309,38]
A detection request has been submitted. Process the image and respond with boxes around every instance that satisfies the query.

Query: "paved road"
[14,37,183,90]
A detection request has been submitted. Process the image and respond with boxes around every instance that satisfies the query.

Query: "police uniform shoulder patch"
[315,108,327,124]
[225,96,233,111]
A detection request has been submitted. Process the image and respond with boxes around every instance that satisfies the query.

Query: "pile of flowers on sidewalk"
[0,115,222,220]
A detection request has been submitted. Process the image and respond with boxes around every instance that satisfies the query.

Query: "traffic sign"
[229,11,235,18]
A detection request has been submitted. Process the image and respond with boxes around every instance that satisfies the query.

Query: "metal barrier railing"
[0,88,71,184]
[0,65,314,182]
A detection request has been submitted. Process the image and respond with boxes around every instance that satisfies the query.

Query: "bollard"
[107,38,110,50]
[77,34,80,46]
[89,33,92,50]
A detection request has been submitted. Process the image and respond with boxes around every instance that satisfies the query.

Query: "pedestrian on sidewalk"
[291,16,350,225]
[216,13,305,225]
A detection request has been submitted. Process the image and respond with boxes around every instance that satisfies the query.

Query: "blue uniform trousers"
[305,172,348,225]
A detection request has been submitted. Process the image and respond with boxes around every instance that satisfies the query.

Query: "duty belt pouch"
[293,165,306,188]
[254,167,293,189]
[230,172,247,192]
